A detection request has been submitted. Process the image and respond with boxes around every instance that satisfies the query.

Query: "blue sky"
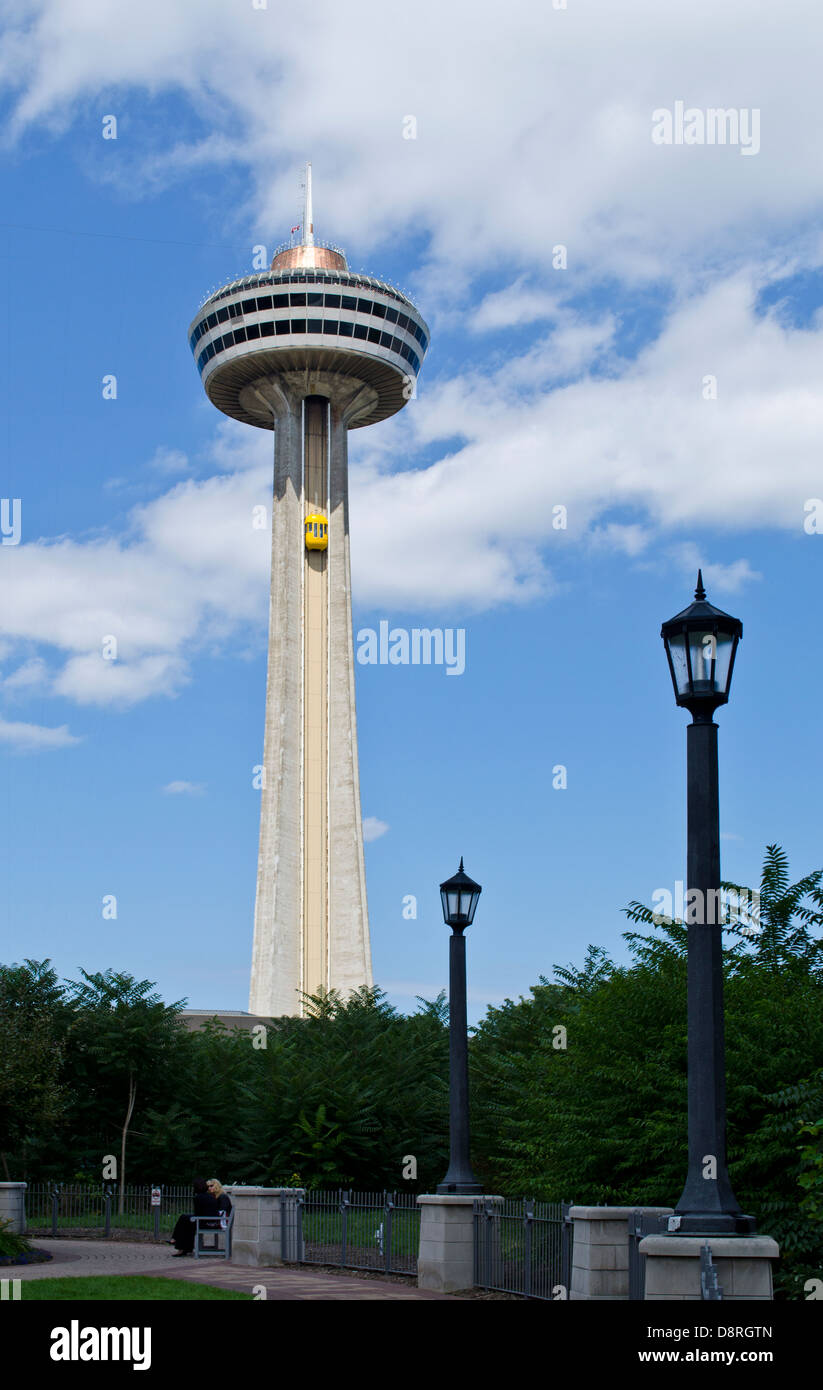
[1,1,821,1022]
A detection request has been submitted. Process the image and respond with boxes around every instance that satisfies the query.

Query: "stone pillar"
[0,1183,26,1234]
[225,1187,304,1268]
[570,1205,673,1300]
[417,1194,500,1293]
[640,1234,778,1300]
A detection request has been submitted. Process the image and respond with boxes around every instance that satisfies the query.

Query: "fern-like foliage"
[623,845,823,976]
[552,944,615,992]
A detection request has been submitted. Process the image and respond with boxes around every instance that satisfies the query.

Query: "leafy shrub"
[0,1218,31,1258]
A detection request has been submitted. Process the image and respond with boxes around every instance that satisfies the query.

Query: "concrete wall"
[570,1205,673,1300]
[0,1183,26,1234]
[417,1195,487,1294]
[225,1186,304,1268]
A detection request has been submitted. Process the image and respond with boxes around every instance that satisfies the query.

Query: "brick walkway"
[11,1240,457,1300]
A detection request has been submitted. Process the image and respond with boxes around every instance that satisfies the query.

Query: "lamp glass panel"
[465,890,480,924]
[688,629,717,693]
[447,889,462,921]
[667,631,691,696]
[713,631,736,694]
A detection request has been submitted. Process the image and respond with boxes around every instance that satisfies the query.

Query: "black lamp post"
[437,858,483,1196]
[661,571,755,1236]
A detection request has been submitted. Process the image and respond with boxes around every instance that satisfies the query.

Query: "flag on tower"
[291,224,300,234]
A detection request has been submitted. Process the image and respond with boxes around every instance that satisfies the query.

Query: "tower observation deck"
[188,165,429,1017]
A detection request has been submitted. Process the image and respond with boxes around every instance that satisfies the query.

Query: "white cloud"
[349,271,823,609]
[163,780,206,796]
[2,657,49,691]
[363,816,389,842]
[55,652,191,707]
[472,280,559,333]
[0,458,272,705]
[589,523,652,558]
[0,716,80,752]
[2,0,823,297]
[673,545,761,596]
[149,447,191,476]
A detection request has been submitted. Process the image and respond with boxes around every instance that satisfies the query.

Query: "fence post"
[104,1186,112,1237]
[384,1194,394,1276]
[340,1191,349,1269]
[561,1201,572,1296]
[524,1199,533,1299]
[280,1191,301,1262]
[153,1197,160,1241]
[51,1184,60,1237]
[485,1200,494,1285]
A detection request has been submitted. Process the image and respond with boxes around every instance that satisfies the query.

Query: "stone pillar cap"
[639,1234,779,1258]
[417,1193,502,1206]
[224,1185,305,1196]
[569,1205,672,1220]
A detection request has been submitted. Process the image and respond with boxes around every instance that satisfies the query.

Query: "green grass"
[302,1207,419,1250]
[21,1277,251,1301]
[27,1213,177,1234]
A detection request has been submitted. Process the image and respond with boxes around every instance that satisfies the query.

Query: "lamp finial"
[695,569,706,601]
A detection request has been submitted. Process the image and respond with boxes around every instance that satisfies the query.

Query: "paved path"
[12,1240,182,1281]
[11,1240,456,1300]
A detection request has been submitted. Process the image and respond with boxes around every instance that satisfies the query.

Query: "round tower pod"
[188,212,429,430]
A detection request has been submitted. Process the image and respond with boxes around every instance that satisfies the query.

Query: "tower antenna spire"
[304,162,314,247]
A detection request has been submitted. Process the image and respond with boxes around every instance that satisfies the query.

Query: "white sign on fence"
[150,1188,161,1207]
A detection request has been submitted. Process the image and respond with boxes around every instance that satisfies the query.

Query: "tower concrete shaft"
[248,377,372,1017]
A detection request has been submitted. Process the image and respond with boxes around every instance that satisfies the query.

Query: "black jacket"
[194,1192,220,1221]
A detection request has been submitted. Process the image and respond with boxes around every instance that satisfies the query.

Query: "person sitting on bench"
[207,1179,232,1219]
[171,1178,220,1256]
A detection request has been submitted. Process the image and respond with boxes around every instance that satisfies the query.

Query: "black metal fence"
[25,1183,189,1237]
[700,1242,723,1300]
[25,1182,582,1298]
[285,1190,420,1275]
[473,1197,573,1300]
[628,1209,678,1299]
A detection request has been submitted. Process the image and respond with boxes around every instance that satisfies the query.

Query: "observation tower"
[188,165,429,1017]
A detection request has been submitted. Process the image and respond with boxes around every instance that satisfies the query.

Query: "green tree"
[0,960,69,1179]
[64,970,185,1209]
[230,986,449,1190]
[471,846,823,1298]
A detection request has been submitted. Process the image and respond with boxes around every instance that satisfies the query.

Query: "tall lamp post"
[661,571,755,1236]
[437,859,483,1196]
